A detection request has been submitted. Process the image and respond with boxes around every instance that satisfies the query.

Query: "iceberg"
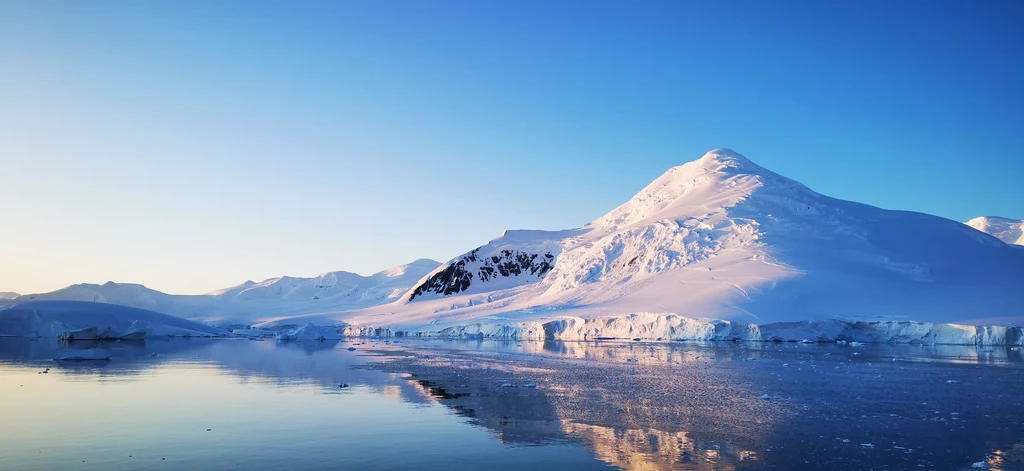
[275,323,342,341]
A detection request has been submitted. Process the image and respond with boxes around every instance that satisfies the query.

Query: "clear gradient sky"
[2,0,1022,295]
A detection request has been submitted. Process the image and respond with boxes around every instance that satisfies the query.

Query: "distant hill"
[12,259,440,324]
[966,216,1024,246]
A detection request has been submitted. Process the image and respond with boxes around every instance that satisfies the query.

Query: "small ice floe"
[850,342,865,346]
[150,353,159,357]
[53,349,111,361]
[946,379,962,384]
[524,384,537,389]
[346,347,357,351]
[500,383,515,388]
[861,443,874,448]
[338,383,349,388]
[760,394,774,400]
[972,461,989,469]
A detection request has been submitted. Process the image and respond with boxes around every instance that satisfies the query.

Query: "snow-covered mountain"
[7,149,1023,343]
[327,149,1024,330]
[966,216,1024,246]
[0,292,18,300]
[9,259,440,323]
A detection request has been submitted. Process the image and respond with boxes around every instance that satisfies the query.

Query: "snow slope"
[966,216,1024,246]
[0,292,18,300]
[0,300,229,339]
[305,149,1024,331]
[9,259,440,323]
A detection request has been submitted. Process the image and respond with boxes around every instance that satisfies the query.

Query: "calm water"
[0,338,1022,470]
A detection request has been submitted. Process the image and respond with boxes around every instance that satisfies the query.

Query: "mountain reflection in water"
[1,338,1021,470]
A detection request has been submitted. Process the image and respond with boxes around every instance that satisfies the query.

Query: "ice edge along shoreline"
[272,315,1024,346]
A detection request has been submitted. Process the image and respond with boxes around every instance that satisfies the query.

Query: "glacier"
[323,315,1023,346]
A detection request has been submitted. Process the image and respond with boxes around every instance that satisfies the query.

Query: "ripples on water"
[0,338,1021,470]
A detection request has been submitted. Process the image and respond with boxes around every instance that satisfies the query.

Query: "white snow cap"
[966,216,1024,246]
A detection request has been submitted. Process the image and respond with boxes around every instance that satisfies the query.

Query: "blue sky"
[1,0,1022,294]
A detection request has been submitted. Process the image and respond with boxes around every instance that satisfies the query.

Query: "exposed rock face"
[409,248,555,300]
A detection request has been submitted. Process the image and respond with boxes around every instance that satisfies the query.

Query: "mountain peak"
[966,216,1024,246]
[699,147,748,164]
[589,149,779,230]
[689,148,768,176]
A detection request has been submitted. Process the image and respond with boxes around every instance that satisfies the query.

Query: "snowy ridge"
[966,216,1024,246]
[0,292,19,300]
[10,259,441,323]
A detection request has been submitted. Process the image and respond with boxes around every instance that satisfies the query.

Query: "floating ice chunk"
[338,383,349,388]
[972,461,988,469]
[500,383,515,388]
[760,394,774,400]
[275,323,342,341]
[54,348,111,361]
[524,384,537,389]
[947,379,962,384]
[861,443,874,448]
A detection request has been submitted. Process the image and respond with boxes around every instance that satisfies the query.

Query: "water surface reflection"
[1,338,1021,470]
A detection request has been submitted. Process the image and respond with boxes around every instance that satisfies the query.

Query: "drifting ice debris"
[53,349,111,361]
[338,383,349,388]
[524,384,537,389]
[947,379,962,384]
[275,324,341,341]
[973,461,989,469]
[347,347,357,351]
[861,443,874,448]
[150,353,158,357]
[760,394,774,400]
[500,383,515,388]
